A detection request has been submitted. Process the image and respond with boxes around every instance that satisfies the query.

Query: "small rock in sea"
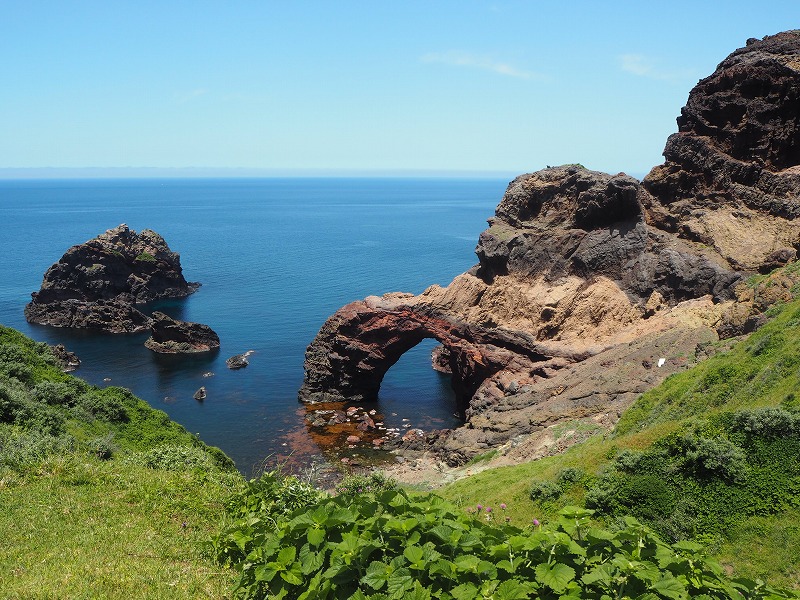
[226,350,254,370]
[193,386,207,401]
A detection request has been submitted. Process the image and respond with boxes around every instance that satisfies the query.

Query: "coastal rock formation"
[226,351,253,369]
[50,344,80,372]
[144,311,220,353]
[641,31,800,272]
[300,31,800,465]
[25,224,199,333]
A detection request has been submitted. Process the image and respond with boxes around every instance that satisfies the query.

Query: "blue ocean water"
[0,178,507,473]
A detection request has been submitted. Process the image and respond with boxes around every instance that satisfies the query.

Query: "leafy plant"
[214,490,798,599]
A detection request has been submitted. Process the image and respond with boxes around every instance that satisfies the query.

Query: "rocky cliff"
[25,224,199,333]
[300,31,800,465]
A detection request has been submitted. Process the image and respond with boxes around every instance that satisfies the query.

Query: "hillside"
[0,325,240,598]
[438,285,800,589]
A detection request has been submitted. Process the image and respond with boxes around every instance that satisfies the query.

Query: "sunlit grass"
[0,456,240,599]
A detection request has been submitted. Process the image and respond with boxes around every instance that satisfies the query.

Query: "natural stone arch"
[298,294,557,416]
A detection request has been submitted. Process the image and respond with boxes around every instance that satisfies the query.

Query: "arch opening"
[376,338,462,432]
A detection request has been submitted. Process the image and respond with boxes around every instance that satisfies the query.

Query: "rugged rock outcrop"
[300,31,800,465]
[641,31,800,272]
[49,344,80,372]
[144,311,220,353]
[25,224,199,333]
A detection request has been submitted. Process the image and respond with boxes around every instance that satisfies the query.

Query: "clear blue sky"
[1,1,798,177]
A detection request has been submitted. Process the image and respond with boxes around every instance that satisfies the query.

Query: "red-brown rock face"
[642,30,800,272]
[301,31,800,465]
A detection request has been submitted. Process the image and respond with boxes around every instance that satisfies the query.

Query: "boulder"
[144,311,220,353]
[226,351,253,369]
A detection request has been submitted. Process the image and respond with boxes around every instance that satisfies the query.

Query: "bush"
[31,380,79,407]
[87,434,116,460]
[730,407,800,438]
[529,479,563,503]
[124,444,215,471]
[75,390,128,423]
[336,471,397,497]
[0,426,75,472]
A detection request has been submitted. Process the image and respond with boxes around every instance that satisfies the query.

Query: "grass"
[0,323,243,598]
[0,455,240,599]
[438,295,800,592]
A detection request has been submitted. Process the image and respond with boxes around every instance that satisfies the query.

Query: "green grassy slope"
[439,298,800,590]
[0,325,242,598]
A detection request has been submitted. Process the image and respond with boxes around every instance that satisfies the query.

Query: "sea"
[0,177,509,474]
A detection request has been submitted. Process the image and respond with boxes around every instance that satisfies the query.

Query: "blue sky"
[1,1,798,177]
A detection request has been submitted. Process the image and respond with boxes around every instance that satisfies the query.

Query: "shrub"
[87,434,116,460]
[555,466,587,487]
[730,407,800,438]
[336,471,397,497]
[75,390,128,422]
[31,380,79,407]
[0,426,75,472]
[670,432,748,482]
[124,444,215,471]
[529,479,563,503]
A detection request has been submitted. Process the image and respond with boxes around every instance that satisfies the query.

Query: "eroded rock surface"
[300,31,800,466]
[144,311,220,353]
[25,224,199,333]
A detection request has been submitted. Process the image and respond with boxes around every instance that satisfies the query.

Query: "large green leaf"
[535,562,576,594]
[493,579,536,600]
[650,576,687,600]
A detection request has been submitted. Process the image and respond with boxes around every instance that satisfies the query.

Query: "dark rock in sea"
[25,224,199,333]
[144,311,220,353]
[193,386,207,401]
[226,351,253,369]
[300,31,800,465]
[50,343,80,372]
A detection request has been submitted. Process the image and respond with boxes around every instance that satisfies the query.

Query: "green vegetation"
[135,251,156,262]
[212,483,789,599]
[5,289,800,597]
[0,325,239,598]
[440,297,800,591]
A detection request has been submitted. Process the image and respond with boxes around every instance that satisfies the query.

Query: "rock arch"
[298,294,560,416]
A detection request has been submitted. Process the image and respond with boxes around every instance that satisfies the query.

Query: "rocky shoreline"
[301,31,800,470]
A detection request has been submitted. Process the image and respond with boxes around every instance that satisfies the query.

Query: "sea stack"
[25,224,199,333]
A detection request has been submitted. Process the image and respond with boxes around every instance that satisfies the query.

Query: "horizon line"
[0,166,527,180]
